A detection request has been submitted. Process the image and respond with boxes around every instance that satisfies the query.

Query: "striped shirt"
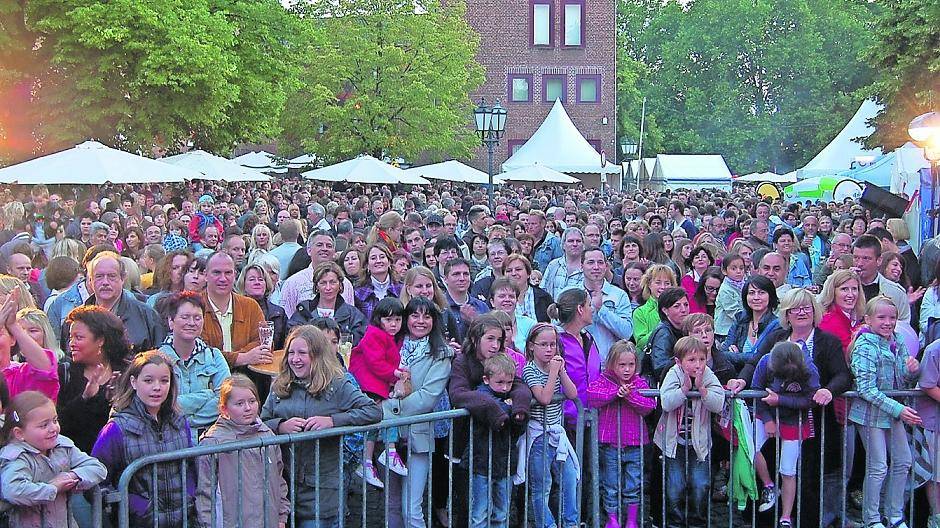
[523,362,564,426]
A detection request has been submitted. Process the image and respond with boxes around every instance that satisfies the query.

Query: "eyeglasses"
[704,285,719,293]
[789,305,814,314]
[532,341,557,348]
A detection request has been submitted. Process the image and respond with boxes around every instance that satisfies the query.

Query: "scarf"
[724,275,746,291]
[371,274,391,300]
[400,336,431,366]
[378,230,399,252]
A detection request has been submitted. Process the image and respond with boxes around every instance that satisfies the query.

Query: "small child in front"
[654,336,725,528]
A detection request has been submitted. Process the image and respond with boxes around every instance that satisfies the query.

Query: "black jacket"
[288,295,367,346]
[61,291,165,355]
[645,321,683,383]
[532,286,553,323]
[256,296,288,350]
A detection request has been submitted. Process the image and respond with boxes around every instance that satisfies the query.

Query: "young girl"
[196,375,289,528]
[521,322,580,528]
[16,308,64,360]
[750,341,820,528]
[849,296,921,528]
[0,294,59,402]
[92,351,195,527]
[0,391,106,528]
[348,297,405,487]
[586,340,656,528]
[261,325,382,528]
[714,254,746,339]
[489,309,527,375]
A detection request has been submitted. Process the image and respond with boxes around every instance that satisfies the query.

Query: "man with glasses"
[814,233,852,286]
[471,239,510,304]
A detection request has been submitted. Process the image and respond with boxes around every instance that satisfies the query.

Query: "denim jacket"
[158,335,231,431]
[531,234,562,272]
[849,330,918,429]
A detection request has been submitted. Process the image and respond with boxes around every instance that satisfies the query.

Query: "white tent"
[495,164,580,184]
[232,151,288,174]
[0,141,200,184]
[650,154,733,191]
[288,154,317,168]
[302,155,430,185]
[796,99,883,180]
[734,171,796,184]
[404,160,490,184]
[890,142,932,253]
[502,100,620,174]
[161,150,271,182]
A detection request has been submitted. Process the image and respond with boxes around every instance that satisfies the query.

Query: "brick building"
[465,0,617,171]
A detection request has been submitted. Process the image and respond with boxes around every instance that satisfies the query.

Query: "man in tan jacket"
[200,251,269,368]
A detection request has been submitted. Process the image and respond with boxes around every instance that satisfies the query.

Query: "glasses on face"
[704,285,719,293]
[789,305,814,314]
[533,341,557,349]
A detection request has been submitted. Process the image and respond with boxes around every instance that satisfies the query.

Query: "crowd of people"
[0,179,937,528]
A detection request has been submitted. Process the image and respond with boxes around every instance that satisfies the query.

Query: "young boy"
[654,336,725,528]
[919,339,940,528]
[467,354,525,528]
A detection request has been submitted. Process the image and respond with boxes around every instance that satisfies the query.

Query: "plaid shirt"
[540,256,584,300]
[849,330,919,429]
[587,372,655,447]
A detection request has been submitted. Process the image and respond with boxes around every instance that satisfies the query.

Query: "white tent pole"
[637,97,646,191]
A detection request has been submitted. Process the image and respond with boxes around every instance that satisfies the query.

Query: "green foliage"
[863,0,939,150]
[618,0,876,174]
[280,0,485,164]
[0,0,301,162]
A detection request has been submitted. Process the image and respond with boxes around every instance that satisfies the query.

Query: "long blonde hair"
[0,275,36,310]
[272,326,344,397]
[400,265,448,311]
[366,211,404,248]
[16,308,64,359]
[818,269,866,323]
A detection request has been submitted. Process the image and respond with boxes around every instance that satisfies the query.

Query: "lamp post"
[475,98,507,211]
[909,111,940,238]
[621,139,638,192]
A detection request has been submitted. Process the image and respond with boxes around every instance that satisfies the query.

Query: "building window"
[543,74,566,103]
[508,74,533,103]
[563,0,584,47]
[507,139,526,157]
[576,74,601,103]
[531,0,552,47]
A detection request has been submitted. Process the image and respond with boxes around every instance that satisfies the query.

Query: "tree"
[279,0,485,163]
[618,0,877,174]
[0,0,302,163]
[863,0,939,150]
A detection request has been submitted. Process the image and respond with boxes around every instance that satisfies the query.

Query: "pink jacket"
[3,349,59,402]
[587,372,655,447]
[348,325,401,399]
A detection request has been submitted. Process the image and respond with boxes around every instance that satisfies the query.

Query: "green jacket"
[632,296,659,351]
[728,399,758,510]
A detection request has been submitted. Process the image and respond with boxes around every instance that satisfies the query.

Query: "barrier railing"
[99,389,935,528]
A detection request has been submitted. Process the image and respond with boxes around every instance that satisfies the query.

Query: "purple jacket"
[559,328,602,427]
[353,281,403,321]
[587,372,656,446]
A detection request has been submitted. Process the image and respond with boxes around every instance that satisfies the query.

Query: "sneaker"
[357,462,385,488]
[778,519,792,528]
[887,521,910,528]
[379,448,409,476]
[758,485,777,512]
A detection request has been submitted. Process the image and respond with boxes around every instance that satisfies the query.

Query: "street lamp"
[621,139,638,192]
[475,98,507,211]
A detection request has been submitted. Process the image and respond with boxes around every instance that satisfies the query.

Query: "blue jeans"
[470,473,510,528]
[528,434,579,528]
[599,444,643,515]
[296,517,339,528]
[664,446,709,528]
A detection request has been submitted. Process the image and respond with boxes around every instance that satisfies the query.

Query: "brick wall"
[465,0,617,171]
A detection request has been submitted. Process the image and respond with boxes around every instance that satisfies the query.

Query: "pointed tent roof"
[502,100,620,174]
[796,99,883,180]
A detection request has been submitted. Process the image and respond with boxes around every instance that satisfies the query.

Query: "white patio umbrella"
[231,151,288,174]
[302,155,430,185]
[495,164,580,184]
[161,150,270,182]
[404,160,489,184]
[288,153,318,168]
[0,140,199,184]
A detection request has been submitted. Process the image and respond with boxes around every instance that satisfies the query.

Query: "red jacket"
[819,305,861,358]
[347,325,401,399]
[188,214,223,244]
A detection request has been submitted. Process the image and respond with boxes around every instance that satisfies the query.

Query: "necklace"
[749,320,759,339]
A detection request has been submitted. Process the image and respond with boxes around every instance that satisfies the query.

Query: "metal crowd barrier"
[97,390,935,528]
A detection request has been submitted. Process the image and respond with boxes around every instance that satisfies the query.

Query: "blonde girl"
[0,391,106,528]
[849,296,921,528]
[632,264,677,351]
[16,307,64,360]
[196,375,289,528]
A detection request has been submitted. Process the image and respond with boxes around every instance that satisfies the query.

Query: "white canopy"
[0,141,200,184]
[502,100,620,174]
[302,155,430,185]
[161,150,271,182]
[232,151,288,174]
[495,164,580,184]
[796,99,883,180]
[404,160,490,184]
[288,154,318,168]
[735,171,796,184]
[650,154,733,191]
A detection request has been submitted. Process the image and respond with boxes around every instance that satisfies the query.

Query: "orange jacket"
[200,292,265,366]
